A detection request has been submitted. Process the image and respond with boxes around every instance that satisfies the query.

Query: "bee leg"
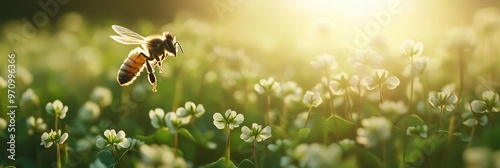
[157,54,166,73]
[145,62,157,92]
[151,61,163,73]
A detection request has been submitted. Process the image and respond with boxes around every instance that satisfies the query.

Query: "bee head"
[163,32,183,57]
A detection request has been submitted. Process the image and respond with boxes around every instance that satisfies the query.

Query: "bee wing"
[110,25,146,44]
[110,35,146,45]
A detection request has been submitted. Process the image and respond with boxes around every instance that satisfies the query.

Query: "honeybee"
[110,25,184,92]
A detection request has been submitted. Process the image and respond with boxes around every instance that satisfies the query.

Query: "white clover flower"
[473,8,500,35]
[76,138,93,154]
[212,109,244,130]
[462,111,488,127]
[471,91,500,113]
[17,66,33,86]
[279,156,293,168]
[329,73,359,95]
[137,144,186,168]
[428,91,458,111]
[254,77,281,95]
[403,56,430,77]
[356,116,392,148]
[292,144,308,163]
[268,139,292,152]
[406,125,428,138]
[413,56,429,74]
[463,103,488,127]
[77,101,101,122]
[45,100,68,119]
[20,88,40,107]
[165,112,190,133]
[348,49,383,68]
[0,118,7,131]
[294,112,309,128]
[379,100,409,115]
[0,76,6,89]
[494,150,500,168]
[90,86,113,107]
[96,129,129,149]
[401,39,424,57]
[338,139,355,150]
[310,54,338,70]
[463,147,492,168]
[362,69,400,90]
[303,91,323,108]
[27,116,47,135]
[40,129,69,148]
[220,68,239,89]
[240,123,272,142]
[233,90,258,105]
[280,81,303,105]
[126,138,145,150]
[204,70,217,83]
[176,101,205,121]
[149,108,166,129]
[442,27,476,51]
[312,82,330,100]
[293,143,342,168]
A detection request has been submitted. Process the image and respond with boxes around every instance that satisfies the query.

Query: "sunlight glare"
[300,0,389,17]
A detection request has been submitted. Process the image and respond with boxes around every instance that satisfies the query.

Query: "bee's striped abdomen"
[117,48,147,86]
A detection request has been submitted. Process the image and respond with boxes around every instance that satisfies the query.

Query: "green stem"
[325,70,339,141]
[36,100,42,119]
[378,85,383,116]
[226,125,231,164]
[467,123,477,148]
[457,50,464,104]
[118,148,130,161]
[447,112,456,134]
[410,56,414,114]
[174,130,179,158]
[197,71,206,100]
[344,89,353,121]
[32,105,39,135]
[64,124,69,164]
[446,111,457,146]
[382,140,387,166]
[323,120,328,144]
[444,109,457,168]
[265,94,271,126]
[325,70,335,117]
[357,83,362,126]
[304,106,313,128]
[172,74,183,111]
[56,144,61,168]
[254,139,259,168]
[428,155,432,168]
[489,110,495,127]
[438,107,444,131]
[55,115,59,132]
[112,145,121,168]
[421,76,432,123]
[280,103,289,130]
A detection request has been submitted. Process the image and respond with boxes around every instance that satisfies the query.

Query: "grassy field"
[1,1,500,167]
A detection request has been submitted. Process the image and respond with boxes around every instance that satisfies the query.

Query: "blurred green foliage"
[1,1,500,167]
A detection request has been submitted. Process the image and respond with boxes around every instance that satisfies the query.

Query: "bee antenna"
[176,41,184,53]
